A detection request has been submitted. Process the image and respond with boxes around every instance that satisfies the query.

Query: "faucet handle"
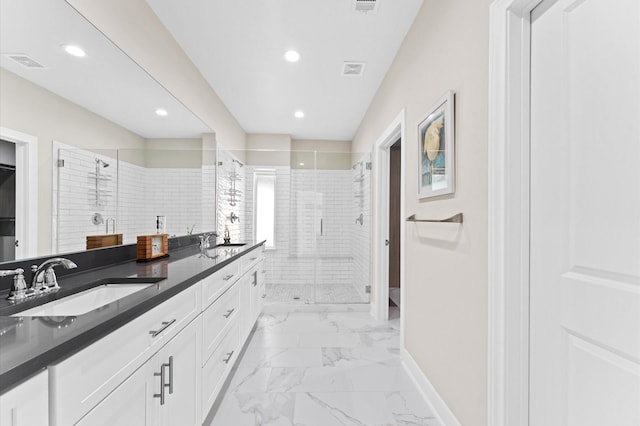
[44,267,60,290]
[6,268,28,301]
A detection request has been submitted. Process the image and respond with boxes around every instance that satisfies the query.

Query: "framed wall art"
[417,90,455,199]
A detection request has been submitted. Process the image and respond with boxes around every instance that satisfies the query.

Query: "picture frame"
[417,90,455,199]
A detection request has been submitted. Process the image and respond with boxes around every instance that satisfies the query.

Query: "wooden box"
[136,234,169,261]
[86,234,123,250]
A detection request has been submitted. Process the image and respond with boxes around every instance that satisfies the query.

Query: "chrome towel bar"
[406,212,463,223]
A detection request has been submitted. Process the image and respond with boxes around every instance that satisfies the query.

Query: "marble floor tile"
[293,392,396,426]
[298,332,363,348]
[226,367,272,393]
[238,347,324,369]
[247,330,301,349]
[211,392,295,426]
[385,391,440,426]
[207,308,442,426]
[347,360,416,392]
[321,347,400,367]
[267,367,353,393]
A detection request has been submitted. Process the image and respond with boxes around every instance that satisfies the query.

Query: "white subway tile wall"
[54,147,215,252]
[241,155,371,304]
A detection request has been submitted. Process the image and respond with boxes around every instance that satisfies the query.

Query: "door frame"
[373,110,406,331]
[488,0,542,424]
[0,127,38,259]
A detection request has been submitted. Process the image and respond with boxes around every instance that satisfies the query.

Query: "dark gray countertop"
[0,242,263,394]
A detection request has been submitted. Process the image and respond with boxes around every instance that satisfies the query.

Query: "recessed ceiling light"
[284,50,301,63]
[63,45,86,58]
[294,110,305,119]
[299,162,305,166]
[155,109,168,117]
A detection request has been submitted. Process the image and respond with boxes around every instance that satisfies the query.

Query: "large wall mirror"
[0,0,215,262]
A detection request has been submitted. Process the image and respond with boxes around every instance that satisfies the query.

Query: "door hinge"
[56,159,65,167]
[365,285,371,294]
[365,162,372,170]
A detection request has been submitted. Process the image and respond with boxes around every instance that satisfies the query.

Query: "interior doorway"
[388,140,401,311]
[0,127,38,260]
[374,110,405,323]
[0,140,16,261]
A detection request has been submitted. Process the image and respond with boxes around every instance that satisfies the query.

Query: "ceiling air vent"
[5,54,45,69]
[342,62,366,77]
[353,0,379,13]
[342,62,365,77]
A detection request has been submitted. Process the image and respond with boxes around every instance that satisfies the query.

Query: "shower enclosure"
[219,147,372,304]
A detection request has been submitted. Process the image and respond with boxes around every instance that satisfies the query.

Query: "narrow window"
[254,171,275,248]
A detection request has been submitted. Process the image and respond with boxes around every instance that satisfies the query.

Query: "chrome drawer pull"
[250,257,258,261]
[223,274,234,281]
[153,366,166,405]
[149,319,176,337]
[167,355,174,394]
[223,308,235,318]
[223,350,234,364]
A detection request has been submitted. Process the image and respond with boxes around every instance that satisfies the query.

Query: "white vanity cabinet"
[76,317,201,426]
[0,370,48,426]
[49,283,201,426]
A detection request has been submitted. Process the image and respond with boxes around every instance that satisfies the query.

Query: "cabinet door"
[76,362,154,426]
[0,371,48,426]
[157,317,201,426]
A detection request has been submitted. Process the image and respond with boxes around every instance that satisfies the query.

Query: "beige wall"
[0,69,146,256]
[351,0,490,424]
[67,0,247,152]
[245,134,291,167]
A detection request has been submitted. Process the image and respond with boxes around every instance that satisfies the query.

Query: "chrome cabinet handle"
[153,365,166,405]
[250,257,258,261]
[149,319,176,337]
[167,356,174,395]
[223,274,234,281]
[223,308,235,318]
[252,271,258,287]
[223,350,234,364]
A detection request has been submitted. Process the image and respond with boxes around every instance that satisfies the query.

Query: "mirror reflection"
[0,0,211,261]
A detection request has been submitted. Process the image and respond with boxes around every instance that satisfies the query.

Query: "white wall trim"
[0,127,38,259]
[373,109,405,327]
[402,348,461,426]
[488,1,542,425]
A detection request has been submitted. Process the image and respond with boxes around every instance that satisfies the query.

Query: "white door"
[529,0,640,425]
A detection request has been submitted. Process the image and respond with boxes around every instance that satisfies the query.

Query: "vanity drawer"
[202,261,240,309]
[202,321,239,419]
[202,282,239,365]
[49,283,201,426]
[242,245,264,274]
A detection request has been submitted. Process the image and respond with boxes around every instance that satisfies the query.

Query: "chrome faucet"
[355,213,364,225]
[198,233,219,258]
[229,212,240,223]
[2,268,27,300]
[31,257,77,292]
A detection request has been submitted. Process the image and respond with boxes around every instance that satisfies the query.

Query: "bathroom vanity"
[0,241,265,425]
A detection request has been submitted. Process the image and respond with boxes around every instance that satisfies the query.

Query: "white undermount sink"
[13,283,155,317]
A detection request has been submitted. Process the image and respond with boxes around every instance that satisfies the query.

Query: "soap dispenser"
[223,225,231,245]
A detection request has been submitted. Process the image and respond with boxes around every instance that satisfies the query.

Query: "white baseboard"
[401,348,461,426]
